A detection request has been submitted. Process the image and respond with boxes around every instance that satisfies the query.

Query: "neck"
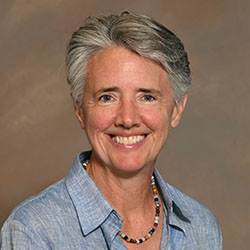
[87,155,155,217]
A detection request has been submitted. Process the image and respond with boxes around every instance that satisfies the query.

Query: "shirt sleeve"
[0,219,48,250]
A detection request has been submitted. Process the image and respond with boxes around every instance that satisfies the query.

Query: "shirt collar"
[154,168,191,234]
[65,151,117,235]
[65,152,191,236]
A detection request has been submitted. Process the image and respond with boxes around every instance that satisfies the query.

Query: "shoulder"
[1,152,90,237]
[155,169,220,226]
[167,182,219,226]
[170,184,222,248]
[155,170,222,248]
[3,178,74,232]
[0,179,75,248]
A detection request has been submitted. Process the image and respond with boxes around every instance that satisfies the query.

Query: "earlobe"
[74,104,85,129]
[171,93,188,128]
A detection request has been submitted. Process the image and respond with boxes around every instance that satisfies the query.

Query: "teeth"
[112,135,145,145]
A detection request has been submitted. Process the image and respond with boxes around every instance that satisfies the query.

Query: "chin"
[109,156,153,174]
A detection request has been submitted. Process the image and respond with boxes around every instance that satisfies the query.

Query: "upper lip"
[108,133,148,137]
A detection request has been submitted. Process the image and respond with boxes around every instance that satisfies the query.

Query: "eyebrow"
[137,88,162,96]
[94,87,119,97]
[94,87,162,97]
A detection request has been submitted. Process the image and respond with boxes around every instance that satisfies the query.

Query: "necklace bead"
[119,174,161,245]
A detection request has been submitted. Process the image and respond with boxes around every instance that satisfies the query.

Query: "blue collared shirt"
[0,151,222,249]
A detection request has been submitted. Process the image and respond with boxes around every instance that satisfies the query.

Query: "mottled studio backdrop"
[0,0,249,249]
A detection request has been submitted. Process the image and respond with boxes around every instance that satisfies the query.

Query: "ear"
[74,103,85,129]
[171,93,188,128]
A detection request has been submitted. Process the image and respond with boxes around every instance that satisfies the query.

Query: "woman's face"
[75,47,187,174]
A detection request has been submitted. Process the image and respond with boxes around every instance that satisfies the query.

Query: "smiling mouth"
[111,135,146,145]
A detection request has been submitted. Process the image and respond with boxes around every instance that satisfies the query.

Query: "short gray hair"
[66,11,191,106]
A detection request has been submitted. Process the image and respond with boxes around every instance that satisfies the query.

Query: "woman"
[1,11,222,249]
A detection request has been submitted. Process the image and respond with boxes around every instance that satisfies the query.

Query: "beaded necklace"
[119,175,161,244]
[82,160,161,245]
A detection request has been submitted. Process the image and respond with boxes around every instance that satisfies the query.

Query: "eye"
[143,95,156,102]
[99,94,113,102]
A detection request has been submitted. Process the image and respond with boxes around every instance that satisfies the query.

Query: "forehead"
[86,47,171,91]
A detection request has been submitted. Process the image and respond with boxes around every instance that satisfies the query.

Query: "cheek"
[85,108,116,131]
[141,109,171,131]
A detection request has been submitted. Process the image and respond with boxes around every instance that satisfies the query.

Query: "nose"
[115,100,140,129]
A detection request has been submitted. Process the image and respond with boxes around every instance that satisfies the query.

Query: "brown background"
[0,0,249,249]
